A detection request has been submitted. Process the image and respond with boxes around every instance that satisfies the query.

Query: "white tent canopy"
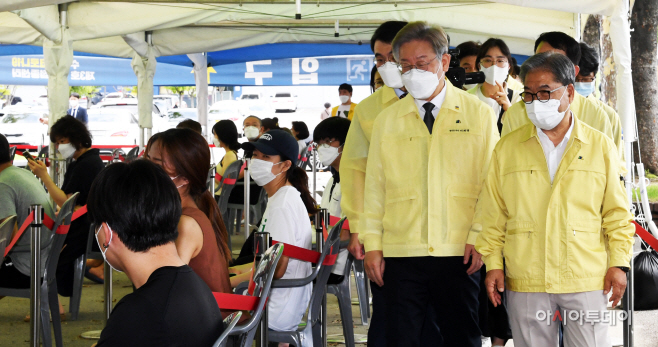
[0,0,635,149]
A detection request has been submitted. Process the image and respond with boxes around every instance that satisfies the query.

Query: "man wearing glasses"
[360,21,498,346]
[475,52,634,347]
[501,32,619,161]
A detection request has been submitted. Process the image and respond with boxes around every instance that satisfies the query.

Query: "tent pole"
[188,53,209,139]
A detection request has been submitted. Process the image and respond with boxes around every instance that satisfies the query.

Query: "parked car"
[271,92,297,112]
[0,108,49,147]
[95,98,166,118]
[102,92,134,101]
[209,100,246,131]
[86,108,140,147]
[154,95,181,110]
[237,93,272,116]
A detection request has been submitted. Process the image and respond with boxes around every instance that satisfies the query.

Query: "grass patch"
[634,184,658,202]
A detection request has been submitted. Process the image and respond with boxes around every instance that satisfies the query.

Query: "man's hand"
[492,81,511,111]
[347,233,365,260]
[463,244,483,275]
[485,269,505,307]
[365,250,385,287]
[27,159,48,180]
[604,267,627,307]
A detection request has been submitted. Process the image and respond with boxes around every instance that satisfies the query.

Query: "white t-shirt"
[261,186,313,332]
[320,175,348,276]
[298,139,307,155]
[337,104,351,118]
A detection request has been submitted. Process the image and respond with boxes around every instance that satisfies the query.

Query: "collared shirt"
[536,115,574,183]
[393,88,405,98]
[414,82,447,119]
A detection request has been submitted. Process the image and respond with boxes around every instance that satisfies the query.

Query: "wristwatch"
[616,266,630,273]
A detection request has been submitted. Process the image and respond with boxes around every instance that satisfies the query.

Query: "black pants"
[368,280,386,347]
[0,258,32,289]
[478,266,512,341]
[383,256,481,347]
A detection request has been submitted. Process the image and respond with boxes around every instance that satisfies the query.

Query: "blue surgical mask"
[574,81,595,97]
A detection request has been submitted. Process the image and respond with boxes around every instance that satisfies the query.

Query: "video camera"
[445,47,485,89]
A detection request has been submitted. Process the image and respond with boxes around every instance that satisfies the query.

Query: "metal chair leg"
[336,279,356,347]
[352,259,370,325]
[69,255,85,320]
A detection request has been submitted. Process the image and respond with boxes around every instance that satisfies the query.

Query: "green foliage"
[69,86,100,97]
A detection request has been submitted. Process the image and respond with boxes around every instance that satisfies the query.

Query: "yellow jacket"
[506,76,524,93]
[588,93,624,161]
[362,84,499,257]
[475,116,634,293]
[331,102,357,120]
[341,86,400,236]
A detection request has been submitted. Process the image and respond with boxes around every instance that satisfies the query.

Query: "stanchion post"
[244,158,251,240]
[315,208,328,347]
[623,261,634,347]
[103,260,113,324]
[29,204,43,347]
[312,147,317,201]
[254,231,270,347]
[210,165,216,194]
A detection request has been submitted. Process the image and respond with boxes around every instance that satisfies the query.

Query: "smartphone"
[22,151,35,162]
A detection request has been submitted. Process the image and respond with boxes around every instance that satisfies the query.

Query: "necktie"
[422,102,435,134]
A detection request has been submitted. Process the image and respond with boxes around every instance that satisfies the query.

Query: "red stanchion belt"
[4,205,88,257]
[272,241,337,266]
[3,214,35,257]
[633,221,658,251]
[329,215,349,231]
[213,292,260,311]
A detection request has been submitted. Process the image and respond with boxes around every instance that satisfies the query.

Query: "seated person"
[176,119,202,134]
[261,117,280,133]
[89,160,224,346]
[213,120,241,199]
[243,116,263,142]
[0,134,55,290]
[230,130,317,337]
[146,129,233,296]
[313,117,352,284]
[291,121,310,155]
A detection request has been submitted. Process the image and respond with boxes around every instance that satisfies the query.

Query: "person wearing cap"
[68,92,88,124]
[229,129,319,337]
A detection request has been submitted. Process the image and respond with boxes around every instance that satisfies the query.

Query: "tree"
[631,0,658,172]
[162,86,196,107]
[582,15,617,107]
[69,86,100,98]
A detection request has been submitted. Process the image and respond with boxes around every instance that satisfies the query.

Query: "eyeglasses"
[397,56,438,74]
[480,58,509,68]
[373,55,395,67]
[520,85,566,104]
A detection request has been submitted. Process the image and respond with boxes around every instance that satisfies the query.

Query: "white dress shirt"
[414,82,448,119]
[536,116,574,183]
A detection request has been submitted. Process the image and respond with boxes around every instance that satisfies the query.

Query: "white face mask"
[401,68,441,100]
[69,99,79,109]
[249,159,283,186]
[463,83,478,91]
[339,95,350,104]
[57,143,76,159]
[213,137,221,148]
[526,86,570,130]
[170,174,186,189]
[377,62,404,89]
[317,145,342,166]
[244,126,260,140]
[95,224,123,273]
[481,63,509,86]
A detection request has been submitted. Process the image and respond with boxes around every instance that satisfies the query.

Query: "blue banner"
[0,54,374,86]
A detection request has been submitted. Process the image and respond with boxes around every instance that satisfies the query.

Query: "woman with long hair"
[146,128,232,295]
[212,120,241,198]
[230,130,317,339]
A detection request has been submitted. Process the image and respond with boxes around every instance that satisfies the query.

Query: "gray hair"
[519,52,575,86]
[392,21,449,61]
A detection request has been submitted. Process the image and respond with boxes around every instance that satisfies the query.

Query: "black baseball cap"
[242,129,299,165]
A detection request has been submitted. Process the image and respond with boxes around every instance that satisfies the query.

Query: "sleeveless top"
[182,206,232,294]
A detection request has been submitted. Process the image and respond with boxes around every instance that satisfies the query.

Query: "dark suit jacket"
[68,107,88,124]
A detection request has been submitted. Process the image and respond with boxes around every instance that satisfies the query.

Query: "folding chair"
[213,311,242,347]
[69,223,103,320]
[216,160,243,242]
[225,243,285,347]
[268,218,344,347]
[297,146,308,168]
[352,258,371,325]
[326,241,358,347]
[0,193,79,347]
[9,146,16,164]
[125,146,140,162]
[0,215,17,261]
